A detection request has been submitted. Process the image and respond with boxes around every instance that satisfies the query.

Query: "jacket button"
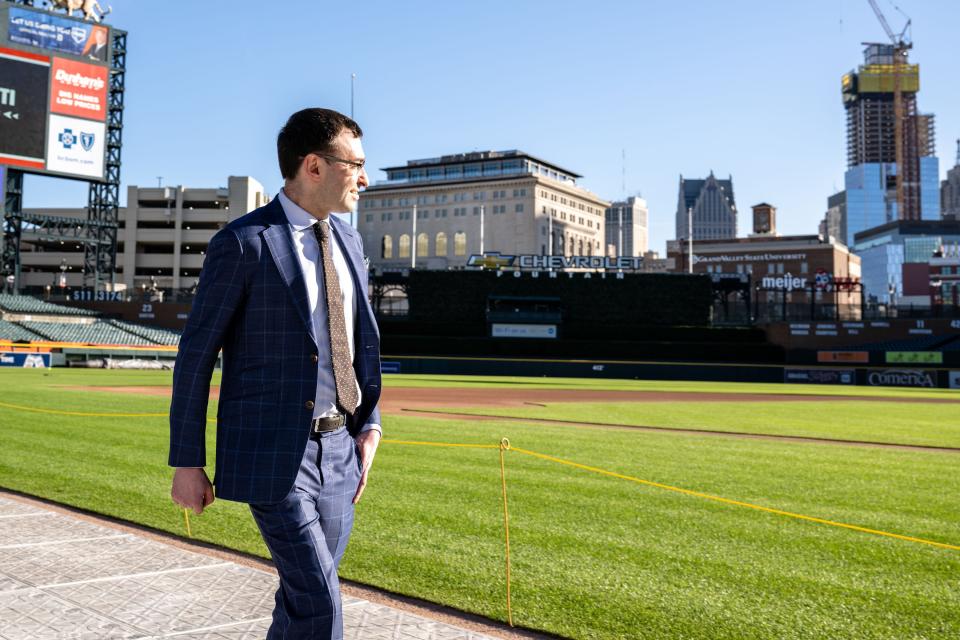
[310,354,319,363]
[304,400,315,409]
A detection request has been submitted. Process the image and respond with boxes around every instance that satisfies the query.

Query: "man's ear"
[300,154,324,183]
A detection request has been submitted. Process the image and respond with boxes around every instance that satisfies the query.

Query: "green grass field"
[0,369,958,639]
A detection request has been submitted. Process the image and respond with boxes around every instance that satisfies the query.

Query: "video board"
[0,2,109,181]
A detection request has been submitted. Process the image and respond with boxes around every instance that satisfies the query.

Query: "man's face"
[94,28,106,46]
[314,130,367,215]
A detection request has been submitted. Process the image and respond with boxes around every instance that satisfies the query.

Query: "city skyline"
[22,0,960,256]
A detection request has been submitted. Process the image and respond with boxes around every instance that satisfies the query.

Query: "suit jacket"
[169,196,382,504]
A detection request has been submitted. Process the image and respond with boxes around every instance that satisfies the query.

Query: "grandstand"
[0,295,180,347]
[0,294,99,316]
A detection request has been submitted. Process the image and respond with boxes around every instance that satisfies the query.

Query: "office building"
[675,172,737,241]
[604,196,648,257]
[357,150,609,270]
[842,44,939,246]
[853,219,960,304]
[943,140,960,218]
[819,191,847,245]
[19,177,267,295]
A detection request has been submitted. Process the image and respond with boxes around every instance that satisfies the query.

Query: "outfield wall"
[381,355,960,389]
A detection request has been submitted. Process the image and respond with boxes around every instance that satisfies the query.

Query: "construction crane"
[864,0,915,219]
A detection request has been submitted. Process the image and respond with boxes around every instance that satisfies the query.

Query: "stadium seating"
[0,294,99,316]
[107,319,181,346]
[0,319,46,342]
[19,320,159,346]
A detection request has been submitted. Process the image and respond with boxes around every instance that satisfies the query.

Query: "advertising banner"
[866,369,937,388]
[491,323,558,339]
[0,352,50,368]
[784,368,855,385]
[50,57,107,121]
[886,351,943,365]
[45,113,104,179]
[0,48,49,170]
[817,350,869,364]
[950,371,960,390]
[8,7,109,61]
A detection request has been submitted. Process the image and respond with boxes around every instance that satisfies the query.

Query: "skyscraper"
[675,172,737,241]
[943,140,960,219]
[842,44,939,246]
[605,196,648,257]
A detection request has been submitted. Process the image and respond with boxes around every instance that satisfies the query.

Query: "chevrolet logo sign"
[467,252,516,269]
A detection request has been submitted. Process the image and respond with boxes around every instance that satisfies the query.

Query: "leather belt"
[311,413,347,435]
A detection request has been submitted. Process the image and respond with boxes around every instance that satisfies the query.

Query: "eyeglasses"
[317,153,366,175]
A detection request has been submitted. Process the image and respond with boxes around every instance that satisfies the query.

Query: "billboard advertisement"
[1,5,109,181]
[885,351,943,365]
[0,47,49,170]
[865,369,937,388]
[0,352,50,367]
[784,368,855,385]
[50,56,107,121]
[950,371,960,390]
[491,323,558,339]
[7,7,109,61]
[45,113,104,179]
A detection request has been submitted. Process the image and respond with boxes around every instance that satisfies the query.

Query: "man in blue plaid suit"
[169,108,382,640]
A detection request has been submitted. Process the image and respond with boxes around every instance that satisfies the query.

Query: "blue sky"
[24,0,960,254]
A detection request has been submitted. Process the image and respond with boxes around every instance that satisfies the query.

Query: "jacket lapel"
[261,198,318,347]
[330,217,377,332]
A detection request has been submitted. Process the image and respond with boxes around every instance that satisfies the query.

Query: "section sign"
[45,113,104,179]
[49,57,107,121]
[8,7,109,61]
[0,47,49,170]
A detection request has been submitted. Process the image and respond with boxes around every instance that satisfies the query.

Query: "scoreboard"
[0,2,110,181]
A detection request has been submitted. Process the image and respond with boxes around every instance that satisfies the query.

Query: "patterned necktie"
[314,219,360,415]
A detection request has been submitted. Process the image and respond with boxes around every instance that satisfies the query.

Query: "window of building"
[777,263,785,274]
[800,262,808,273]
[365,214,373,223]
[473,191,485,200]
[454,231,467,256]
[417,233,429,257]
[515,204,524,213]
[767,263,775,274]
[417,195,429,205]
[399,234,410,258]
[473,206,480,215]
[436,232,448,256]
[382,235,393,259]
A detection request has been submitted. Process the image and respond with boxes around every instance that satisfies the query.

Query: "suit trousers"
[249,427,362,640]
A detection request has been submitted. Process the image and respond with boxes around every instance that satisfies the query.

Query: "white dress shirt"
[279,189,379,434]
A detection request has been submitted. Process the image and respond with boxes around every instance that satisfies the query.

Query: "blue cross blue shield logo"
[58,129,76,149]
[80,132,95,152]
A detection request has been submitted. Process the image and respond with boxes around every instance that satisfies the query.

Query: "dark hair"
[277,108,363,180]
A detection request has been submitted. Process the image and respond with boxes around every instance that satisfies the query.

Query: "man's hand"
[171,467,215,515]
[353,429,381,504]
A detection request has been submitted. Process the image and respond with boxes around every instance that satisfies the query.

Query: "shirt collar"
[278,188,326,232]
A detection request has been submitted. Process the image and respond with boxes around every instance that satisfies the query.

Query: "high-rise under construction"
[842,44,939,247]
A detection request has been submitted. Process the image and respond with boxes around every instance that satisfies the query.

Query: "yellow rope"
[381,438,498,449]
[498,438,513,627]
[510,447,960,552]
[0,400,166,418]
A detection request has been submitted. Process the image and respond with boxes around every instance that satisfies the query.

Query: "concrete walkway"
[0,494,501,639]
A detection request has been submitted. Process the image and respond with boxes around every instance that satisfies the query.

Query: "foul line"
[400,408,960,453]
[509,446,960,552]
